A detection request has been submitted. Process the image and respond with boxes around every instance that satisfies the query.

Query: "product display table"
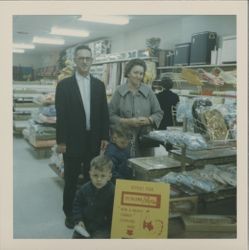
[128,155,187,180]
[169,147,236,167]
[168,217,236,238]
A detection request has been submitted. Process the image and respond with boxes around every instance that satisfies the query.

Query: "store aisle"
[13,137,73,239]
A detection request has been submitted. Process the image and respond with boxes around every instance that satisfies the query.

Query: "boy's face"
[112,133,129,149]
[89,167,112,189]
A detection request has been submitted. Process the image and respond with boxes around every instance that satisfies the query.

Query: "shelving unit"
[157,63,236,70]
[156,64,237,100]
[13,82,56,134]
[92,56,158,65]
[90,55,158,99]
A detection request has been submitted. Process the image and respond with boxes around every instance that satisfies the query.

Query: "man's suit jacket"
[55,74,109,157]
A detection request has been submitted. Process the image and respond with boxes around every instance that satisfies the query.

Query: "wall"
[13,54,41,69]
[111,17,182,52]
[111,15,236,52]
[13,50,60,69]
[180,15,236,47]
[13,15,236,67]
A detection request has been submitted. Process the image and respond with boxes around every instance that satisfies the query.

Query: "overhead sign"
[111,179,170,239]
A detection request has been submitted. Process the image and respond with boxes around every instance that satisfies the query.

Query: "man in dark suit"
[55,45,109,229]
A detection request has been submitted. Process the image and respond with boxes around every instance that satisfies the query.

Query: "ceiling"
[13,15,185,55]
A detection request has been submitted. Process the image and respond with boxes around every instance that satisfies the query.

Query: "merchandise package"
[211,67,236,85]
[192,98,236,141]
[33,92,55,105]
[197,68,224,86]
[200,109,228,140]
[148,130,208,150]
[213,103,237,139]
[176,97,194,122]
[32,106,57,125]
[49,144,64,176]
[180,68,203,86]
[143,61,156,84]
[156,163,236,195]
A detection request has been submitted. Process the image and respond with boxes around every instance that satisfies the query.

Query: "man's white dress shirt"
[76,71,91,130]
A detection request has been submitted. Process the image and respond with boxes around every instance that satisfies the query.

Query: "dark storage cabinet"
[190,31,217,65]
[174,42,191,66]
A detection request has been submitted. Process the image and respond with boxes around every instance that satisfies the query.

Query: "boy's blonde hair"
[90,155,113,172]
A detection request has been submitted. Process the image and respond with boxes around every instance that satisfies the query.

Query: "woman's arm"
[148,90,164,128]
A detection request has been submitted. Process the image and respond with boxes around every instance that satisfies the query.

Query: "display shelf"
[169,147,236,167]
[177,93,236,99]
[14,102,40,108]
[128,155,193,181]
[13,93,42,98]
[157,63,237,100]
[13,81,56,140]
[27,143,53,159]
[13,120,30,136]
[13,84,55,94]
[157,63,236,70]
[92,56,158,65]
[168,217,236,239]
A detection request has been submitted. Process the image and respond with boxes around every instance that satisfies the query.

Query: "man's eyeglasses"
[75,57,92,63]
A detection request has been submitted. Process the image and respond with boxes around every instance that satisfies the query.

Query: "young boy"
[105,123,133,183]
[72,155,114,239]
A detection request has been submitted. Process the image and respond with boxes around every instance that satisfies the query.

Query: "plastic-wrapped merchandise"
[192,97,212,134]
[32,106,57,125]
[180,68,203,86]
[191,98,237,141]
[49,145,64,176]
[197,68,224,86]
[181,132,208,150]
[159,171,179,185]
[203,164,236,187]
[201,109,228,140]
[148,130,208,150]
[157,163,236,195]
[212,103,237,140]
[33,93,55,105]
[176,97,194,122]
[211,67,236,85]
[179,172,219,193]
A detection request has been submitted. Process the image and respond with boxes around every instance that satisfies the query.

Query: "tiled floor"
[13,137,73,239]
[13,137,168,239]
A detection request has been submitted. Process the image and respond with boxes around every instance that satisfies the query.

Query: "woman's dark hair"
[124,58,147,77]
[160,76,174,90]
[74,45,92,56]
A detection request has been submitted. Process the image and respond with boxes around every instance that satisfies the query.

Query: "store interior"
[13,14,237,239]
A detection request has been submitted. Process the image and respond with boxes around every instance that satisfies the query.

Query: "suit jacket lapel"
[72,74,86,115]
[90,75,96,127]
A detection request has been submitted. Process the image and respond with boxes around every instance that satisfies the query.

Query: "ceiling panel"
[13,15,186,55]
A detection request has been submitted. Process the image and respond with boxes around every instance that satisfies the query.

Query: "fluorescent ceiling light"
[13,43,35,49]
[79,15,129,25]
[13,48,25,53]
[50,27,89,37]
[33,36,65,45]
